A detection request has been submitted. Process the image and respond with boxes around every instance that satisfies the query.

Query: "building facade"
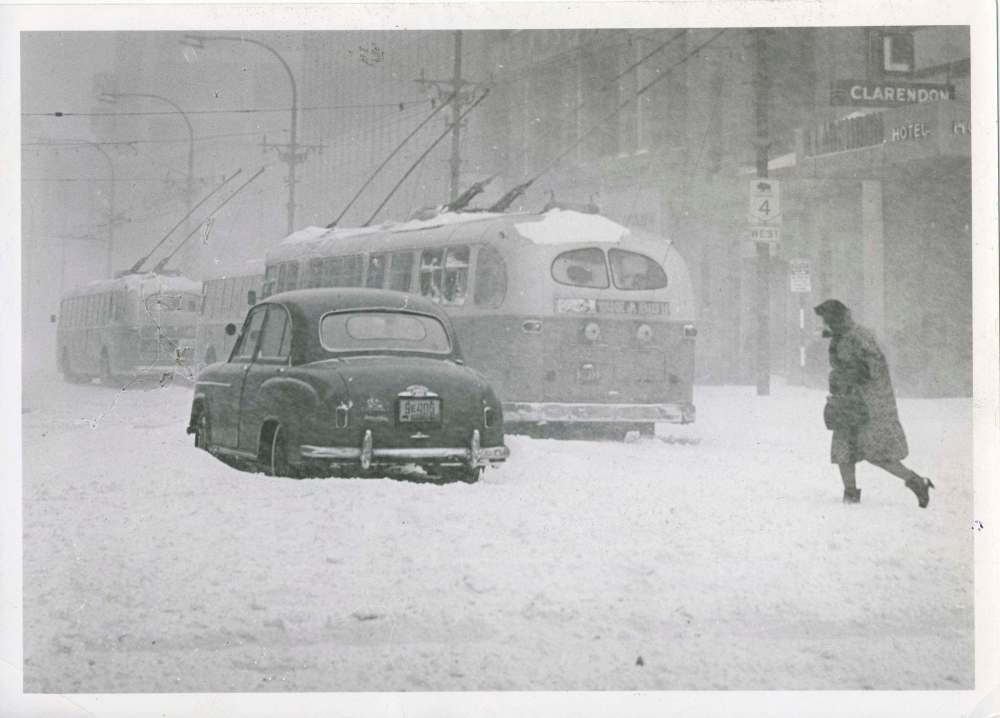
[477,27,971,396]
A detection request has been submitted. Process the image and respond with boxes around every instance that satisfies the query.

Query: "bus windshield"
[551,248,609,288]
[320,311,451,355]
[608,249,668,290]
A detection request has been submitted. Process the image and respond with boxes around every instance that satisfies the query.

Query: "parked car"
[187,288,509,482]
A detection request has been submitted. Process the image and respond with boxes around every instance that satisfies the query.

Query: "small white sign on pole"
[749,226,781,243]
[789,258,812,293]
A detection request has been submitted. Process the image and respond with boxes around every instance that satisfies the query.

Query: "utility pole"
[449,31,463,201]
[752,28,771,396]
[417,31,486,203]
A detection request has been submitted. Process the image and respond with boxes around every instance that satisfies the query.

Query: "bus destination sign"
[555,298,671,316]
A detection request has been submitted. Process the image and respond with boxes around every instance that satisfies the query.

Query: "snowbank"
[20,374,973,692]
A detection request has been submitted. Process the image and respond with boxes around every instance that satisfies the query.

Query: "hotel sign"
[831,80,956,108]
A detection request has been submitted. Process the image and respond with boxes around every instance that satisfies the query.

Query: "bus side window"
[223,278,236,315]
[262,265,277,298]
[307,258,324,288]
[277,261,299,292]
[474,244,507,307]
[327,255,362,287]
[366,254,387,288]
[419,249,445,302]
[388,251,414,293]
[442,245,470,306]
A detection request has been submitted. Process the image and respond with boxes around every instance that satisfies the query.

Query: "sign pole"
[752,28,771,397]
[799,293,806,386]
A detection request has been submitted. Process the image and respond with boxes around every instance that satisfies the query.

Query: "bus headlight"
[636,323,653,345]
[582,321,601,343]
[683,324,698,338]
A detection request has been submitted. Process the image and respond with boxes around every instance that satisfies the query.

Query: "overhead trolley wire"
[21,98,431,119]
[325,91,455,228]
[363,88,491,227]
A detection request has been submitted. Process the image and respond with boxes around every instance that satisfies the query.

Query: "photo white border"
[2,2,997,716]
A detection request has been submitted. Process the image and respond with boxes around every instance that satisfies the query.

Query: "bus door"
[209,305,266,449]
[238,305,292,454]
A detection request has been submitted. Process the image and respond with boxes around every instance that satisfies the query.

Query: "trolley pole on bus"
[751,28,771,397]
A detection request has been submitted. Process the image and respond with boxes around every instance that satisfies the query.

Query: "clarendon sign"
[831,80,956,108]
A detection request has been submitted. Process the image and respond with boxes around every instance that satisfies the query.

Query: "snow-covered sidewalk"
[20,373,973,691]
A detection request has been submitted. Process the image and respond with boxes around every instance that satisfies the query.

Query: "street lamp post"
[75,141,117,278]
[98,92,195,258]
[181,33,299,235]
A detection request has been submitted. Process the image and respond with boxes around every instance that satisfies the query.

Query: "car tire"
[440,465,482,484]
[193,408,211,450]
[266,424,301,479]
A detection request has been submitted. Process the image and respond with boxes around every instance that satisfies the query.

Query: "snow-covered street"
[21,370,973,692]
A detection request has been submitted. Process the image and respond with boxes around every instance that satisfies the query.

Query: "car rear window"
[320,311,452,355]
[608,249,668,290]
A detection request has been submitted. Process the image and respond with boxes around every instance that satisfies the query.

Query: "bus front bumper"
[503,401,696,425]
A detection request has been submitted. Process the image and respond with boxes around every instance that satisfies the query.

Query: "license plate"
[398,398,441,422]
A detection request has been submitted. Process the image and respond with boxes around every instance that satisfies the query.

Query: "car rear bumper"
[300,429,509,468]
[503,401,695,425]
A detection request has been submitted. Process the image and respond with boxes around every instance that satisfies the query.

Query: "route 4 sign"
[749,179,781,224]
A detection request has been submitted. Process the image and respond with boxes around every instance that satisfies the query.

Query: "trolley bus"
[57,272,203,383]
[195,259,264,370]
[261,208,696,433]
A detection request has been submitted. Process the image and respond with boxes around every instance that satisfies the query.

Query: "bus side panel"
[452,315,694,408]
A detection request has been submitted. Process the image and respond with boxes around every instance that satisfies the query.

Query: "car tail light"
[335,403,350,428]
[636,323,653,345]
[582,321,601,343]
[521,320,542,334]
[683,323,698,338]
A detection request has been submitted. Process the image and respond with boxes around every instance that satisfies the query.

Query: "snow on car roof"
[514,209,631,245]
